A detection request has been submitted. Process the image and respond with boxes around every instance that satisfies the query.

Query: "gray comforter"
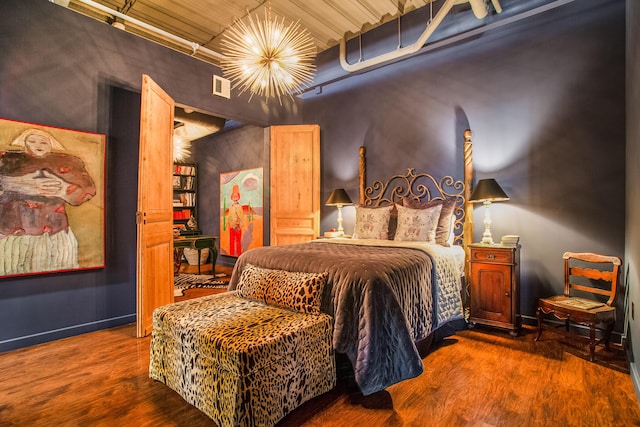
[228,239,464,396]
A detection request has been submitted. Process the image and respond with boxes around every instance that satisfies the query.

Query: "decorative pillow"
[264,270,328,314]
[235,263,272,301]
[352,205,393,240]
[402,197,457,246]
[401,196,435,208]
[394,203,442,242]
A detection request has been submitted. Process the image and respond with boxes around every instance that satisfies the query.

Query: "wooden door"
[270,125,320,246]
[136,74,175,337]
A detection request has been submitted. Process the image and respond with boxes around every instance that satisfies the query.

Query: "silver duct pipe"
[302,0,574,94]
[339,0,500,73]
[49,0,228,62]
[175,107,226,133]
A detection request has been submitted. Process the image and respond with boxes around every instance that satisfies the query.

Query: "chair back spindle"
[563,252,621,306]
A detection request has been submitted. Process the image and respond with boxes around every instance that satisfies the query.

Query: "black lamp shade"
[326,188,353,206]
[469,179,509,203]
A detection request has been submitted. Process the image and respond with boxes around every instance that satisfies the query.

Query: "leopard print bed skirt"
[149,291,336,427]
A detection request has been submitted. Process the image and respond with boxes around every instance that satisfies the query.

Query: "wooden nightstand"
[469,243,521,336]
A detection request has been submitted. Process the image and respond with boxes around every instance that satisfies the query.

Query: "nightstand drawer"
[471,248,513,263]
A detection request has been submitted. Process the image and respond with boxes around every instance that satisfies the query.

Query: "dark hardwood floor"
[1,273,639,426]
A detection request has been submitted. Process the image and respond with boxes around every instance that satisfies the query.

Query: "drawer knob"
[487,254,495,260]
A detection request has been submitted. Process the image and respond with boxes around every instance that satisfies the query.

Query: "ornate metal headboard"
[358,130,474,251]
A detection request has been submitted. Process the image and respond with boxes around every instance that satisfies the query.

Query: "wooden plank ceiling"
[65,0,440,64]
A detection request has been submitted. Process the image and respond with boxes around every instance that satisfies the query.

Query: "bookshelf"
[173,163,199,236]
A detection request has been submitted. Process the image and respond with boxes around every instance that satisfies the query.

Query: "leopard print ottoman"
[149,291,335,427]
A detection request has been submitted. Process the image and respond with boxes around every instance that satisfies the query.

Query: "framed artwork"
[0,118,105,278]
[220,167,263,257]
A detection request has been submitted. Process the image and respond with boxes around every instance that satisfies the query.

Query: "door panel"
[471,265,511,323]
[270,125,320,246]
[136,74,174,338]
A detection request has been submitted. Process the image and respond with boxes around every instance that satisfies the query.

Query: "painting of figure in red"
[220,168,263,257]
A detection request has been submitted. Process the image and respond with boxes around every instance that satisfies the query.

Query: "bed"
[228,130,475,396]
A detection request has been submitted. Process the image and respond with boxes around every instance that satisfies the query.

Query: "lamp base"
[481,201,494,245]
[480,236,495,245]
[336,205,345,236]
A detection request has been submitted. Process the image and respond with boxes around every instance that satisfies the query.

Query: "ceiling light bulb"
[173,133,192,162]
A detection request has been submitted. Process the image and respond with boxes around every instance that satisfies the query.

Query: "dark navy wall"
[304,0,626,325]
[0,0,290,352]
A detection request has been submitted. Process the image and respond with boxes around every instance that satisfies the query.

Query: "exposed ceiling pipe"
[491,0,503,14]
[339,0,500,73]
[305,0,573,95]
[49,0,228,62]
[467,0,489,19]
[175,107,226,133]
[467,0,503,18]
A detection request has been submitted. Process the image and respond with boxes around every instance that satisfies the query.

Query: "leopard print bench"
[149,291,335,427]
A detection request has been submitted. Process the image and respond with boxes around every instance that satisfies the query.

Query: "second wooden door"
[269,125,320,246]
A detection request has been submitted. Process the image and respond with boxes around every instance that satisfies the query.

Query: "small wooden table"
[468,243,521,336]
[173,235,218,276]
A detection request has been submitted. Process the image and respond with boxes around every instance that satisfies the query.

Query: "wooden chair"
[536,252,621,361]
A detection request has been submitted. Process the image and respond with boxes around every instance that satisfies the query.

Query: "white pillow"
[394,203,442,242]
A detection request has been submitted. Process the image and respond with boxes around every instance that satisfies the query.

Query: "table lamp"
[469,178,509,245]
[325,188,353,236]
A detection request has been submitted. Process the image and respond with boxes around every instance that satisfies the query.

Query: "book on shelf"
[174,164,195,176]
[172,209,192,220]
[182,176,194,190]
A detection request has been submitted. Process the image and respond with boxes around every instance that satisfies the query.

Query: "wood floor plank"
[1,309,638,426]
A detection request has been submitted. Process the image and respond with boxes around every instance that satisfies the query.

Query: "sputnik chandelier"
[220,1,316,103]
[173,124,192,162]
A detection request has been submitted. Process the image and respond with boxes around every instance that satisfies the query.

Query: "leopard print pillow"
[264,270,328,314]
[235,264,271,302]
[236,265,328,314]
